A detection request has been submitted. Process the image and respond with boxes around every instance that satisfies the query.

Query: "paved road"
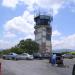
[1,59,75,75]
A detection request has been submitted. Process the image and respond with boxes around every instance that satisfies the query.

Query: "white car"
[15,53,34,60]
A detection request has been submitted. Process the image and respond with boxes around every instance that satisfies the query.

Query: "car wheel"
[15,58,19,60]
[3,57,5,59]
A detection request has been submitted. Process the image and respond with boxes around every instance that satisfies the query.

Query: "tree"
[10,47,24,54]
[17,39,39,54]
[0,49,11,55]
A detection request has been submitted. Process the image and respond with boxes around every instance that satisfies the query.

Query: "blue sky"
[0,0,75,49]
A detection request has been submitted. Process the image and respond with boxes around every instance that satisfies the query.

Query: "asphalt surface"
[1,58,75,75]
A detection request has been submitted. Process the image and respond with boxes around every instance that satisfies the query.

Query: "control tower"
[34,12,53,54]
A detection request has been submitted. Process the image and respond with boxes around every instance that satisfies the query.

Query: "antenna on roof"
[34,0,53,17]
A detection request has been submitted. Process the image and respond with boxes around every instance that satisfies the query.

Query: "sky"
[0,0,75,50]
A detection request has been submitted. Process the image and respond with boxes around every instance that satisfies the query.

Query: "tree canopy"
[17,39,39,54]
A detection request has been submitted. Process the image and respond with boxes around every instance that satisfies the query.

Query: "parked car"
[15,53,34,60]
[33,53,43,59]
[56,53,63,66]
[42,53,50,59]
[62,54,73,59]
[72,64,75,75]
[2,53,18,60]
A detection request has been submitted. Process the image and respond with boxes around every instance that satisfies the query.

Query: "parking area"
[1,58,75,75]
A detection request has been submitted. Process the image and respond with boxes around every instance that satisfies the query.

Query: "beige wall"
[35,26,52,53]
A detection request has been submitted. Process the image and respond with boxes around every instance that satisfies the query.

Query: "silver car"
[2,53,18,60]
[15,53,34,60]
[62,54,73,59]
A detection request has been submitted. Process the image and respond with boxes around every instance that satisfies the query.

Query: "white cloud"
[3,31,17,38]
[52,34,75,49]
[0,0,66,16]
[4,10,35,40]
[52,30,61,37]
[36,0,65,16]
[2,0,19,8]
[21,0,35,6]
[0,39,18,49]
[24,33,35,40]
[2,0,75,15]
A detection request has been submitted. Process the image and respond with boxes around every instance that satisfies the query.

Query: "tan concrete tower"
[34,13,53,54]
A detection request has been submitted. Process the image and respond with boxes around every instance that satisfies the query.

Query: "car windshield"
[9,53,17,55]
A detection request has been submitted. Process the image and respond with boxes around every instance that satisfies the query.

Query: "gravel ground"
[1,58,75,75]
